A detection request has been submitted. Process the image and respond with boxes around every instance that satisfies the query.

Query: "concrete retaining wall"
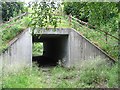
[0,28,32,70]
[69,28,114,67]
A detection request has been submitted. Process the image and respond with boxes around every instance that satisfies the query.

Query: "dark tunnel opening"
[32,34,69,67]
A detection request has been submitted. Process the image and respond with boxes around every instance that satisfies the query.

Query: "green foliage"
[2,25,21,42]
[3,65,45,88]
[107,63,118,87]
[2,58,118,88]
[79,63,118,88]
[29,2,58,32]
[63,2,119,32]
[32,43,43,56]
[87,2,118,27]
[22,16,32,27]
[0,16,31,52]
[64,2,88,21]
[2,2,25,21]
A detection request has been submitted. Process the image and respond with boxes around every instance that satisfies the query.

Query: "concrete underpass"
[0,28,115,69]
[32,34,69,67]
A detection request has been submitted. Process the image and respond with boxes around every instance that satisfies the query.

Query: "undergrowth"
[2,58,118,88]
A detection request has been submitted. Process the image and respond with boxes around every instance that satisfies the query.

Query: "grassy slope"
[0,16,31,52]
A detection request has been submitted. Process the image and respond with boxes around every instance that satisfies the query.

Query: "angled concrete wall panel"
[0,28,32,70]
[69,29,114,67]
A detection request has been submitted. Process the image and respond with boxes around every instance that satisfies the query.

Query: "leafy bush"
[2,2,25,21]
[63,2,119,32]
[32,43,43,56]
[29,2,58,31]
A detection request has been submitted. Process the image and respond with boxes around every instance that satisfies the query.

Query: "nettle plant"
[30,2,58,34]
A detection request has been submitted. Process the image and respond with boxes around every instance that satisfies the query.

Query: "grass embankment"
[2,58,118,88]
[0,16,31,53]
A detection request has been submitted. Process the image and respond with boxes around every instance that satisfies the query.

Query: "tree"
[29,1,58,34]
[63,2,88,22]
[2,2,24,21]
[63,2,118,32]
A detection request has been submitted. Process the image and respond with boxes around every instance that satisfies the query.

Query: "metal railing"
[0,12,28,30]
[67,14,119,41]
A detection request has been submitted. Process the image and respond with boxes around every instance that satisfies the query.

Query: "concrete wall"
[0,28,32,70]
[69,28,114,67]
[34,28,70,35]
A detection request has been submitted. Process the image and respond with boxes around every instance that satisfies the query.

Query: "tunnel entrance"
[32,34,69,67]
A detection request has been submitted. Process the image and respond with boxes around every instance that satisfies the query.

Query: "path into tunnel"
[32,34,69,67]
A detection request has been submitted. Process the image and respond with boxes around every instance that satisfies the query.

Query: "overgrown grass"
[0,16,31,53]
[2,58,118,88]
